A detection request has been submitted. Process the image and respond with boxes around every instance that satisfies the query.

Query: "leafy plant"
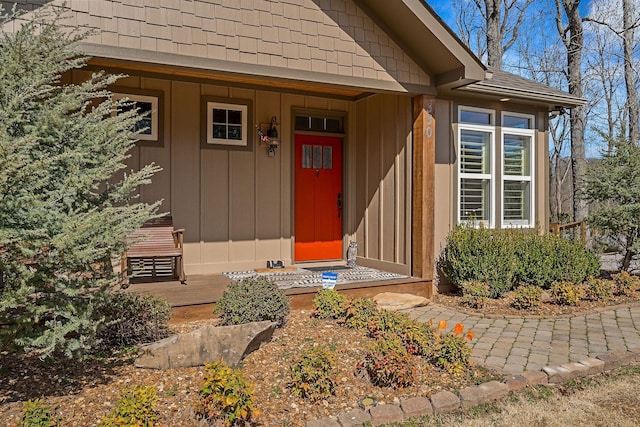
[0,5,160,359]
[18,399,60,427]
[612,271,640,296]
[342,297,378,329]
[215,276,290,327]
[312,289,349,320]
[433,323,473,377]
[461,281,490,309]
[440,225,600,299]
[195,361,256,427]
[585,138,640,271]
[439,224,518,297]
[96,293,171,350]
[550,281,585,306]
[99,386,158,427]
[367,310,436,357]
[289,346,337,401]
[585,276,614,301]
[360,334,416,388]
[512,285,543,310]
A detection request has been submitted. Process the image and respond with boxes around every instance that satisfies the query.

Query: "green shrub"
[461,281,490,309]
[367,311,436,357]
[367,309,406,339]
[440,225,600,298]
[342,297,378,329]
[195,361,256,427]
[585,277,614,301]
[97,293,171,349]
[433,327,472,377]
[312,289,349,319]
[612,271,640,296]
[18,399,60,427]
[289,346,336,401]
[215,276,290,327]
[550,281,585,306]
[512,285,543,310]
[360,334,415,388]
[439,224,519,297]
[99,386,158,427]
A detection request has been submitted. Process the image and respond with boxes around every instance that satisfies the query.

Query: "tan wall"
[70,69,412,274]
[4,0,430,88]
[353,94,412,275]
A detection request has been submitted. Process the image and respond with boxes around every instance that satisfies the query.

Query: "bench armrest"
[172,229,185,248]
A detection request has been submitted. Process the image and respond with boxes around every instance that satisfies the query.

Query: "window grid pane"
[504,134,530,176]
[302,145,312,168]
[460,130,490,174]
[460,178,490,221]
[323,146,332,169]
[504,181,530,221]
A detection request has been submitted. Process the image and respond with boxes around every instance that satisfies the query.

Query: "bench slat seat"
[121,215,186,285]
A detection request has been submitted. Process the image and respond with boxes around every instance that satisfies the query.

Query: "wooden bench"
[121,215,186,285]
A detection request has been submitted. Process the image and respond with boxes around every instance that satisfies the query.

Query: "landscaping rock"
[400,396,433,418]
[596,350,635,371]
[135,321,276,369]
[459,381,508,410]
[338,409,371,427]
[372,292,429,311]
[306,418,340,427]
[542,365,574,384]
[578,358,605,375]
[369,404,404,425]
[522,370,548,385]
[503,374,529,392]
[430,390,460,414]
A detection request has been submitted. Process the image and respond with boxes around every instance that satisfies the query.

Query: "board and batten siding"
[353,94,412,276]
[70,70,413,274]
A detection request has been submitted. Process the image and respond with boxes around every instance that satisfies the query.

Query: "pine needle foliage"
[585,137,640,272]
[0,6,161,359]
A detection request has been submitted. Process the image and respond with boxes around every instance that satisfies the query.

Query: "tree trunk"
[623,0,639,145]
[485,0,503,68]
[557,0,588,221]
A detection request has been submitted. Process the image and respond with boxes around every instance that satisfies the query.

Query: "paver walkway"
[405,303,640,374]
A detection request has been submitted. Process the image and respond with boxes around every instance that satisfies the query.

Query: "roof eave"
[458,83,587,109]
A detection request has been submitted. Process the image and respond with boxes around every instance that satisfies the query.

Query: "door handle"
[337,193,342,218]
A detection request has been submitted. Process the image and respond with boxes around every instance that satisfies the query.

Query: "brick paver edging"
[305,348,640,427]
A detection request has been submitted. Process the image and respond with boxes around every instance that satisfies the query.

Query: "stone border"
[305,348,640,426]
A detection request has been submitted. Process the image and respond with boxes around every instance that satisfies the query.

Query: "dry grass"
[391,366,640,427]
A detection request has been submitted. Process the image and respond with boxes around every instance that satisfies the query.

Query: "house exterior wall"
[3,0,431,89]
[353,94,412,275]
[433,98,551,270]
[69,68,413,274]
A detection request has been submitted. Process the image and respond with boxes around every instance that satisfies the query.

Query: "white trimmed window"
[458,107,495,226]
[501,113,535,227]
[457,108,536,228]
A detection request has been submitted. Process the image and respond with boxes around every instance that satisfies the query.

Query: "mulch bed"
[0,310,496,427]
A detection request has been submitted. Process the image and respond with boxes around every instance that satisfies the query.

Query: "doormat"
[303,265,352,272]
[222,266,409,290]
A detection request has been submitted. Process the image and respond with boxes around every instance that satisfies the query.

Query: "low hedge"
[440,224,600,297]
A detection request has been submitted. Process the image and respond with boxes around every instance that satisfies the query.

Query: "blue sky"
[426,0,594,34]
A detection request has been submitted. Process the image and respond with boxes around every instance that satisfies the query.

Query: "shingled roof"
[457,67,586,108]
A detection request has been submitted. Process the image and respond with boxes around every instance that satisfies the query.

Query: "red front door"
[294,134,343,261]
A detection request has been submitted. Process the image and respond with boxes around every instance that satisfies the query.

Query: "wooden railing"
[549,220,587,244]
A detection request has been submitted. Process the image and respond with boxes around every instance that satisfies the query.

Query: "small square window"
[201,97,252,150]
[112,92,160,142]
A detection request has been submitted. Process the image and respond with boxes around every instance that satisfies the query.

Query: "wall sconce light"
[257,116,280,156]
